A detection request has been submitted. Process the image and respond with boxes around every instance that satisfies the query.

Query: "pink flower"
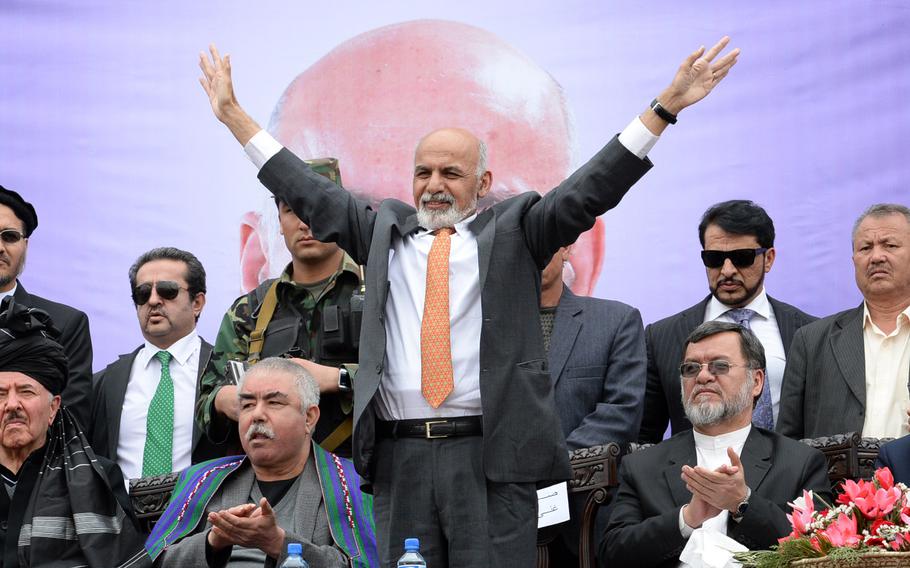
[819,513,861,548]
[787,490,817,536]
[875,467,895,490]
[854,487,903,519]
[838,479,873,506]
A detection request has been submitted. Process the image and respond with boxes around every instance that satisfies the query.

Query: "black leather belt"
[377,416,483,439]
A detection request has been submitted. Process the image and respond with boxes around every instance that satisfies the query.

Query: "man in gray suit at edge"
[777,203,910,440]
[538,246,646,564]
[639,200,816,444]
[198,37,739,567]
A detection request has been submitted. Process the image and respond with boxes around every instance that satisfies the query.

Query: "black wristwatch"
[337,366,353,393]
[731,487,751,522]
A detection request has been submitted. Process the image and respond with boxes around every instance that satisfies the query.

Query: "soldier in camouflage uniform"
[196,159,363,458]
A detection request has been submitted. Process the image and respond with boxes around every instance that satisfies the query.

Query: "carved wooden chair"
[129,472,180,533]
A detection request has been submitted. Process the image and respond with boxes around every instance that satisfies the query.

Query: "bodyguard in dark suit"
[538,247,646,563]
[199,37,740,567]
[639,200,815,443]
[89,247,229,480]
[0,185,94,429]
[603,322,831,568]
[777,204,910,440]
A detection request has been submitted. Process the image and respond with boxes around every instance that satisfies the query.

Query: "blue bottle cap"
[288,542,303,555]
[404,537,420,551]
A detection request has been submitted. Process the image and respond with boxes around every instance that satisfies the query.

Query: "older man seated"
[147,357,377,567]
[0,298,146,568]
[601,321,832,568]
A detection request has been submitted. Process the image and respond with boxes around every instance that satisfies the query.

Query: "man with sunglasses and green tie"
[0,185,94,431]
[639,200,816,443]
[604,321,831,567]
[89,247,231,480]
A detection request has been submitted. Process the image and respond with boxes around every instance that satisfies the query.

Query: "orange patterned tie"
[421,227,455,407]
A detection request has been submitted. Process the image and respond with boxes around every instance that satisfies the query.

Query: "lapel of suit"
[681,297,710,338]
[12,282,30,303]
[383,213,421,307]
[469,209,496,289]
[549,287,583,386]
[106,348,142,455]
[663,432,698,507]
[216,460,255,513]
[192,340,214,452]
[740,427,773,493]
[829,305,866,405]
[769,297,795,351]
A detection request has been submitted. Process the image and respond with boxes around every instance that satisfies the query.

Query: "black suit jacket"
[601,427,832,568]
[638,295,816,443]
[89,338,227,468]
[258,135,652,484]
[13,282,93,430]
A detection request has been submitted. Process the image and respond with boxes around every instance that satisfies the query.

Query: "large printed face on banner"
[236,20,604,294]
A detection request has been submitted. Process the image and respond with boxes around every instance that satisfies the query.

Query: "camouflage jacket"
[196,254,362,457]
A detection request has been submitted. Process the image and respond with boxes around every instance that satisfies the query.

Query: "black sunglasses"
[0,229,26,245]
[132,281,188,305]
[700,247,768,269]
[679,359,748,379]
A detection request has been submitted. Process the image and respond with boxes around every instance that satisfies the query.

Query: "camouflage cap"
[274,157,342,207]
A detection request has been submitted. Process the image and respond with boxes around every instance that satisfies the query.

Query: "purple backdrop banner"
[1,1,909,369]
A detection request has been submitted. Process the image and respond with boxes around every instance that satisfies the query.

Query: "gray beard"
[417,198,476,231]
[682,371,754,427]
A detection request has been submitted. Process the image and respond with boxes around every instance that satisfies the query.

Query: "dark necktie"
[725,308,774,430]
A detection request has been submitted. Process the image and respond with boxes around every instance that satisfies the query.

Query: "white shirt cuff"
[679,506,695,538]
[617,116,659,159]
[244,130,284,170]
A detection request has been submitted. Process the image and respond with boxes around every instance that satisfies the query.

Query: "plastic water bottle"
[397,537,427,567]
[280,542,309,568]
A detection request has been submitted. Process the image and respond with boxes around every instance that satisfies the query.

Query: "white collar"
[693,423,752,452]
[138,329,200,369]
[706,287,772,322]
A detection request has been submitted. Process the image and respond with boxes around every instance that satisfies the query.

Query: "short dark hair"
[128,247,207,299]
[698,200,775,249]
[684,320,766,372]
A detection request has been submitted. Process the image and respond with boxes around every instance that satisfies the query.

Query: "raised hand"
[198,43,262,145]
[660,37,740,114]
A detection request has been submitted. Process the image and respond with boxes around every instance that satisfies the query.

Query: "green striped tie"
[142,350,174,476]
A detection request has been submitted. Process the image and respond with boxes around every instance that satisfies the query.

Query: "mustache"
[690,387,722,400]
[3,410,26,426]
[421,193,454,205]
[245,422,275,441]
[867,262,891,276]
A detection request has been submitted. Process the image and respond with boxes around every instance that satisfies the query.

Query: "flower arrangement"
[735,468,910,567]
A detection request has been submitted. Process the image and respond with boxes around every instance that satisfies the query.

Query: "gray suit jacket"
[776,304,879,439]
[157,457,346,567]
[549,287,646,450]
[257,136,652,484]
[638,295,816,443]
[601,427,832,568]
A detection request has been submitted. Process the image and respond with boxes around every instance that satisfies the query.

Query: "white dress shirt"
[244,116,659,419]
[678,424,752,545]
[117,330,201,480]
[861,304,910,438]
[0,283,16,302]
[705,288,787,424]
